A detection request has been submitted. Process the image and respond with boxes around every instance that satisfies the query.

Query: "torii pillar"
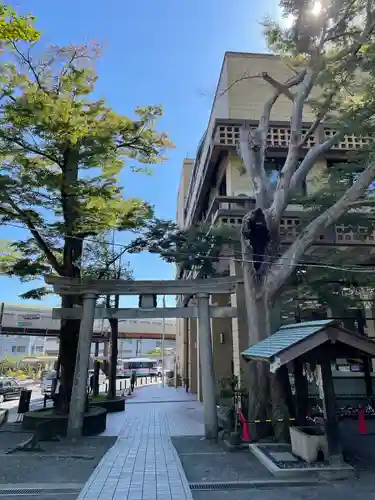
[197,293,218,440]
[67,293,97,439]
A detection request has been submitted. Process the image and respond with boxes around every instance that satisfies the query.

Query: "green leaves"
[0,5,40,43]
[19,287,51,300]
[129,219,237,277]
[81,232,133,282]
[0,42,171,295]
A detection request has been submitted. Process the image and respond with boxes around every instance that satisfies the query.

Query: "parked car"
[0,377,22,403]
[41,370,56,398]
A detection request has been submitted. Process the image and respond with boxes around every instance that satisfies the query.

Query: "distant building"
[0,302,175,360]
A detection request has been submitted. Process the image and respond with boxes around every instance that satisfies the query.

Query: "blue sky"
[0,0,277,306]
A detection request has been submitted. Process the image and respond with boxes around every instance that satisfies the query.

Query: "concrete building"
[175,51,375,401]
[0,302,175,360]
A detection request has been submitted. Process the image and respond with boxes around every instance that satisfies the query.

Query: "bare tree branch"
[258,70,307,144]
[266,66,316,219]
[218,74,262,99]
[324,0,358,42]
[218,70,303,102]
[237,70,308,209]
[273,67,319,221]
[266,162,375,298]
[261,72,295,100]
[56,50,78,95]
[270,10,375,222]
[11,42,46,92]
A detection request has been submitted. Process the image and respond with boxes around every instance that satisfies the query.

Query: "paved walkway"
[77,385,204,500]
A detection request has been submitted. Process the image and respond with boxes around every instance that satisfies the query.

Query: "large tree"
[231,0,375,433]
[0,42,171,410]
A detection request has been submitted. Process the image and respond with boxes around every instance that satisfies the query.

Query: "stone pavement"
[77,384,204,500]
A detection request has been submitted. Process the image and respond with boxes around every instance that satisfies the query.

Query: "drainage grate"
[0,489,44,495]
[189,480,318,491]
[0,487,79,496]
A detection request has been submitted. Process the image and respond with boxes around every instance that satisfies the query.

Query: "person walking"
[89,373,94,395]
[130,369,136,393]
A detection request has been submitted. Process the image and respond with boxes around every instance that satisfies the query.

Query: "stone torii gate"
[45,275,240,439]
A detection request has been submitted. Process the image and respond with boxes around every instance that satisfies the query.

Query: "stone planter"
[0,409,8,428]
[88,396,125,413]
[22,406,107,437]
[290,426,328,463]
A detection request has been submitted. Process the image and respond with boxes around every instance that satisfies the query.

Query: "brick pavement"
[77,384,204,500]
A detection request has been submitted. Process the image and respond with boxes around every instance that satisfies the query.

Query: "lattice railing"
[211,204,375,245]
[214,124,370,150]
[335,225,375,243]
[324,130,370,150]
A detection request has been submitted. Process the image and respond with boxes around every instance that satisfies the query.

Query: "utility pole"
[161,294,166,387]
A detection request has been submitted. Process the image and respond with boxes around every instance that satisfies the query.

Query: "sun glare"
[281,1,322,29]
[312,1,322,16]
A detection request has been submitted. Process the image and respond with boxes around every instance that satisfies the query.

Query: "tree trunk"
[245,290,272,437]
[58,294,82,413]
[107,295,119,399]
[59,151,82,412]
[242,222,290,440]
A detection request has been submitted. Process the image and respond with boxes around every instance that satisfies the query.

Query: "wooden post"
[294,359,308,426]
[320,356,342,463]
[197,293,218,440]
[67,293,97,439]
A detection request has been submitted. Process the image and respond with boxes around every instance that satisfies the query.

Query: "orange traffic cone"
[358,407,368,435]
[238,408,250,441]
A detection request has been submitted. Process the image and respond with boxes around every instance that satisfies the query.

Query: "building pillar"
[211,294,233,396]
[196,315,203,402]
[188,318,198,394]
[197,293,218,440]
[67,293,97,439]
[230,260,250,388]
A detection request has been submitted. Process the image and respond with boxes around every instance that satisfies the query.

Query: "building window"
[35,346,44,353]
[12,346,26,353]
[265,159,306,196]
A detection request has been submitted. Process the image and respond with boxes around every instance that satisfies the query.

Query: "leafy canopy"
[0,43,172,298]
[0,4,39,43]
[129,219,237,278]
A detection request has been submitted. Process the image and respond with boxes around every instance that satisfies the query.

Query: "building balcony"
[184,118,372,227]
[213,120,370,154]
[205,195,375,247]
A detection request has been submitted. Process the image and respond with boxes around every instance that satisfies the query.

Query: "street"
[1,384,52,422]
[0,377,157,423]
